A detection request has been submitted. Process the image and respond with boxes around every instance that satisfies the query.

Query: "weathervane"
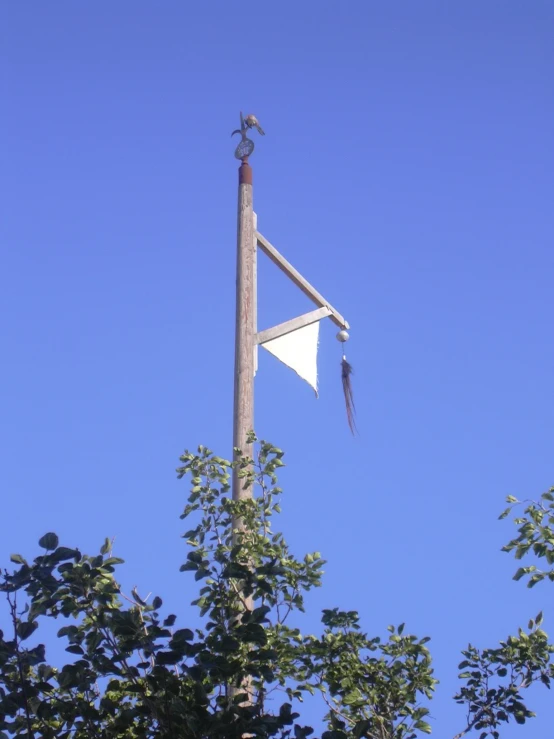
[231,112,265,161]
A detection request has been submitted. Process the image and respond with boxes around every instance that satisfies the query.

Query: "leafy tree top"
[0,441,552,738]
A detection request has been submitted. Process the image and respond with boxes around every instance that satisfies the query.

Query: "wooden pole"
[232,160,255,502]
[230,158,255,714]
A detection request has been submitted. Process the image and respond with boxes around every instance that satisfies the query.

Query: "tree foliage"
[0,441,552,738]
[500,487,554,588]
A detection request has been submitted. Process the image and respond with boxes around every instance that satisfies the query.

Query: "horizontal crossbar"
[256,306,332,345]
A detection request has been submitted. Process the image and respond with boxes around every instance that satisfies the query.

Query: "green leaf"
[251,605,271,624]
[353,720,370,739]
[343,689,362,706]
[58,625,79,638]
[65,644,84,655]
[10,553,26,565]
[17,620,38,640]
[39,532,59,550]
[100,537,112,554]
[180,562,198,572]
[103,557,125,566]
[171,628,194,643]
[131,587,146,605]
[528,573,544,588]
[415,720,432,734]
[86,631,103,652]
[51,547,80,563]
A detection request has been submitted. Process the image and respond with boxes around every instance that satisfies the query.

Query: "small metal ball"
[336,329,350,343]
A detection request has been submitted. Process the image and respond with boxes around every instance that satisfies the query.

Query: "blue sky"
[2,2,553,736]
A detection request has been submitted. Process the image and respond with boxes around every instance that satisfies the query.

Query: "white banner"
[260,321,319,396]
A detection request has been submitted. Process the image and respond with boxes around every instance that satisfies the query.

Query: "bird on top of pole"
[231,112,265,138]
[244,114,265,136]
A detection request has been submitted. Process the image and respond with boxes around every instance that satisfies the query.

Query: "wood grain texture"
[233,180,255,502]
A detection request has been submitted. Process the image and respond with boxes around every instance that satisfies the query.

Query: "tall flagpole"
[232,113,261,503]
[230,112,354,493]
[228,112,353,711]
[230,114,263,713]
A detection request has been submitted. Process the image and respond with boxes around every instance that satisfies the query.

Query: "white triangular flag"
[260,321,320,396]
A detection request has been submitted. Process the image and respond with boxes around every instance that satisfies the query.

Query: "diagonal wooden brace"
[256,231,350,330]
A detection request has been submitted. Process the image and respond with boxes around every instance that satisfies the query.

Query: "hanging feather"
[341,356,357,435]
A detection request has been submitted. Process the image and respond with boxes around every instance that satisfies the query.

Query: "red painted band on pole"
[239,162,252,185]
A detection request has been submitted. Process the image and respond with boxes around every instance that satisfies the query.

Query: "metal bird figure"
[244,114,265,136]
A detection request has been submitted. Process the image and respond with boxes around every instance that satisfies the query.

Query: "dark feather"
[341,357,357,435]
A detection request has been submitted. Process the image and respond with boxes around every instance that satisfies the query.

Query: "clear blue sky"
[2,2,553,736]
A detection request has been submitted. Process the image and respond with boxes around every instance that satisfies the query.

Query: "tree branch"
[6,589,34,737]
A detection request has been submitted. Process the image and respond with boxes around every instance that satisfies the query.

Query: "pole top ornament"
[232,112,265,162]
